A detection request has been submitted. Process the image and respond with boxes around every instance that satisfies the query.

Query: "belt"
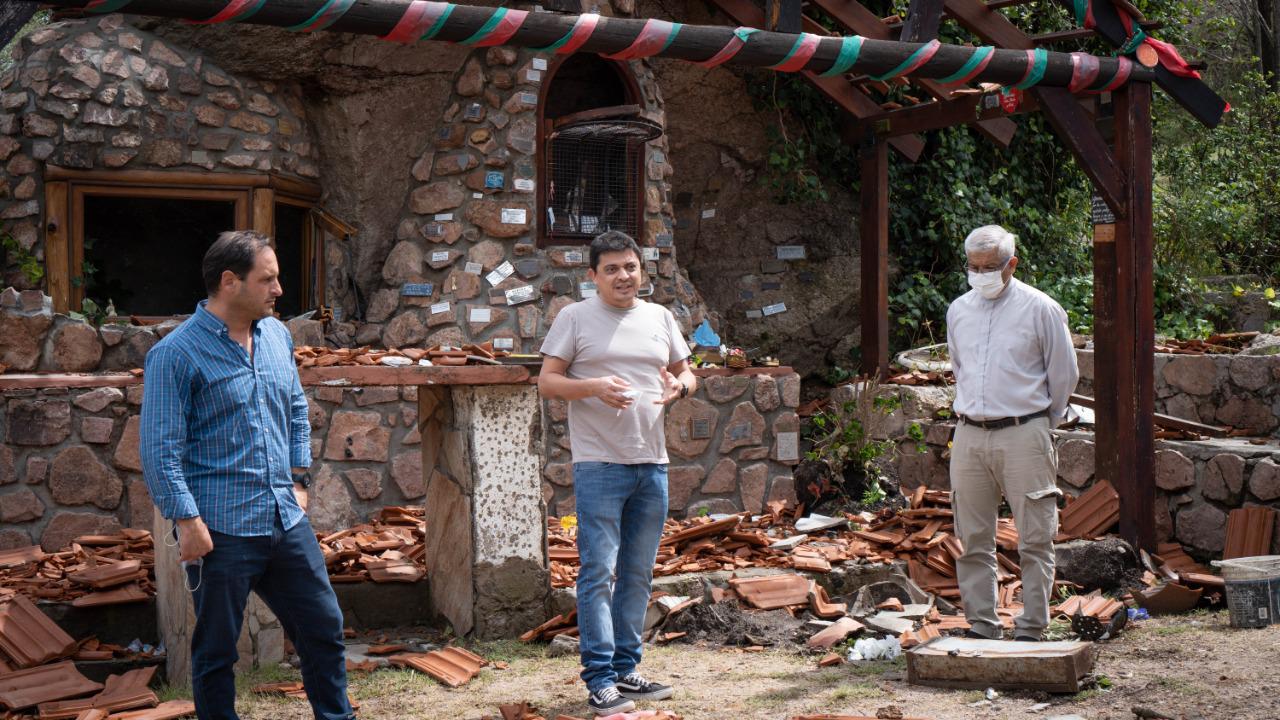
[957,409,1048,430]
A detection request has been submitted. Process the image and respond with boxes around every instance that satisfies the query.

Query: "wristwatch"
[678,381,689,399]
[291,471,312,489]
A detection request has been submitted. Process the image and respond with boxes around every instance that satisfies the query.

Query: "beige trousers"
[950,416,1060,638]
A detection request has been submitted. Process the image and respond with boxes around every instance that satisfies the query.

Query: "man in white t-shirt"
[539,231,697,716]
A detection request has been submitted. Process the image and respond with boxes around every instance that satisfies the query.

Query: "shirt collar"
[193,300,262,337]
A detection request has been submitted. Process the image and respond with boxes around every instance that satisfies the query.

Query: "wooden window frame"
[537,58,646,248]
[43,167,324,317]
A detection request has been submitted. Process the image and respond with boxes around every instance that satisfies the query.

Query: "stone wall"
[542,369,803,519]
[1,367,802,549]
[881,384,1280,560]
[1076,348,1280,436]
[365,44,709,354]
[0,16,321,291]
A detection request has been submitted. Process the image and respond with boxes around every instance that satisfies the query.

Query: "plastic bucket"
[1212,556,1280,628]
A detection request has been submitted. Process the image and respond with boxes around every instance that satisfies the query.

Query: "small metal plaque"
[564,250,584,265]
[464,262,483,275]
[746,309,763,319]
[485,171,504,189]
[430,301,450,315]
[514,178,535,192]
[580,281,597,299]
[431,251,450,263]
[525,69,542,83]
[469,307,492,323]
[776,432,799,461]
[1090,194,1116,226]
[423,222,446,237]
[655,233,673,248]
[643,247,659,261]
[532,58,548,71]
[505,285,537,305]
[494,337,515,350]
[691,418,712,440]
[701,208,716,219]
[486,261,514,286]
[519,92,538,105]
[763,302,787,316]
[433,213,453,222]
[636,284,654,297]
[401,283,434,297]
[776,245,807,260]
[464,103,484,120]
[501,208,527,224]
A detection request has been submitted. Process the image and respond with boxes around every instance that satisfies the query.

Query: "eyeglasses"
[965,258,1011,274]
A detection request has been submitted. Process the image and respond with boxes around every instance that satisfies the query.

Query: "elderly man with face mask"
[945,224,1079,642]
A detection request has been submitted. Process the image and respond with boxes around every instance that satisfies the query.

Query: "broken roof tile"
[0,546,46,570]
[1222,506,1277,560]
[1059,479,1120,539]
[1137,582,1203,615]
[389,646,487,688]
[105,699,197,719]
[729,574,811,610]
[0,594,79,668]
[71,584,150,608]
[806,616,864,650]
[0,660,102,711]
[808,584,847,619]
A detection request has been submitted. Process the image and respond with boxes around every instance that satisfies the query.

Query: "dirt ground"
[195,609,1280,720]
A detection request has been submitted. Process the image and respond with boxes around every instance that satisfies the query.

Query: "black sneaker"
[587,686,635,716]
[1014,633,1042,642]
[616,672,674,701]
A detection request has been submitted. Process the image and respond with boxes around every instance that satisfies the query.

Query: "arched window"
[539,55,655,246]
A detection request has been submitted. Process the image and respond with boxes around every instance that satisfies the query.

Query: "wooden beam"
[1070,394,1227,437]
[1112,80,1156,551]
[942,0,1126,217]
[766,0,803,33]
[810,0,1019,148]
[1031,20,1161,46]
[706,0,926,161]
[23,1,1154,87]
[901,0,946,42]
[42,181,71,314]
[859,138,890,379]
[1050,0,1226,127]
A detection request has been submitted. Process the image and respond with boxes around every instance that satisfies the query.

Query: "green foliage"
[803,384,895,475]
[1,232,43,285]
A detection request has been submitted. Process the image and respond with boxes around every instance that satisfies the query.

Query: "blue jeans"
[188,514,353,720]
[572,462,668,693]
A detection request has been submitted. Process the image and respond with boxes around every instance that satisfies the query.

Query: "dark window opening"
[548,136,638,238]
[273,202,308,318]
[83,196,235,317]
[544,54,629,120]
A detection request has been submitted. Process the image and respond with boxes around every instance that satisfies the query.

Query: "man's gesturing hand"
[593,375,634,409]
[656,366,683,405]
[177,516,214,564]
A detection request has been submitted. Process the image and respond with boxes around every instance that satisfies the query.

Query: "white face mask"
[967,269,1007,299]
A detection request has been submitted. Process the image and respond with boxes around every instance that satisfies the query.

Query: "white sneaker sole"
[591,698,636,716]
[618,687,674,701]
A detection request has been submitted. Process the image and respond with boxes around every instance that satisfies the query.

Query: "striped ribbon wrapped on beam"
[601,18,680,60]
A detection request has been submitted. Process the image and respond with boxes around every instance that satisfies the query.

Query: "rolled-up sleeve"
[140,345,201,520]
[288,368,311,468]
[1041,302,1080,425]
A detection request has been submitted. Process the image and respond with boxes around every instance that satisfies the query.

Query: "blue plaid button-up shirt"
[140,301,310,537]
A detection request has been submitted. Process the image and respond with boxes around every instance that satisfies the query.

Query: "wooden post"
[900,0,945,42]
[860,137,889,379]
[766,0,803,33]
[1112,81,1156,550]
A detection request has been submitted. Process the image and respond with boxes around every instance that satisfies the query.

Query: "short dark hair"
[589,230,643,271]
[202,230,272,295]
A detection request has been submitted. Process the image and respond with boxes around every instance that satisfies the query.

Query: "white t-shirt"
[539,297,690,464]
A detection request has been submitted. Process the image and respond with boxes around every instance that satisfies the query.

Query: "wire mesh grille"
[546,123,649,240]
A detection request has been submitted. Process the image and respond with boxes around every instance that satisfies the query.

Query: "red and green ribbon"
[818,35,863,77]
[534,12,600,54]
[767,32,821,73]
[870,39,940,82]
[287,0,356,33]
[85,0,134,13]
[186,0,266,25]
[1068,52,1101,93]
[601,18,681,60]
[382,1,434,43]
[1074,0,1200,79]
[1091,55,1133,92]
[694,27,757,68]
[1011,47,1048,90]
[936,45,993,85]
[459,7,528,46]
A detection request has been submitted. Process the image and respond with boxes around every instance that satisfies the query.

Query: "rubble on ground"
[318,506,426,584]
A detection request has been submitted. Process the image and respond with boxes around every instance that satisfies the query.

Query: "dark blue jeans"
[572,462,668,693]
[188,514,353,720]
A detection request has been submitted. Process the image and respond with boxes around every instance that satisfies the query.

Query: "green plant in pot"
[796,378,897,511]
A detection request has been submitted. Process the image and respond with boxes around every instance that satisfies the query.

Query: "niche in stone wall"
[539,54,657,246]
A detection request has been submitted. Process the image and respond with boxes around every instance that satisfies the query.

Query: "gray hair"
[963,225,1016,261]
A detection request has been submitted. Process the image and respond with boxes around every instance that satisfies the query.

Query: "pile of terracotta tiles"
[318,507,426,584]
[1155,331,1258,355]
[0,531,155,607]
[478,702,682,720]
[540,483,1233,645]
[293,342,512,368]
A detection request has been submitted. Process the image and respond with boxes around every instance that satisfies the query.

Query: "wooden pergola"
[11,0,1226,551]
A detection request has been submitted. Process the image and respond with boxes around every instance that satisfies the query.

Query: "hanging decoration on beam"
[60,0,1158,90]
[1072,0,1201,79]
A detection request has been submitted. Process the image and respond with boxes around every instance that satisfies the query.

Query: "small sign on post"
[1091,193,1116,243]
